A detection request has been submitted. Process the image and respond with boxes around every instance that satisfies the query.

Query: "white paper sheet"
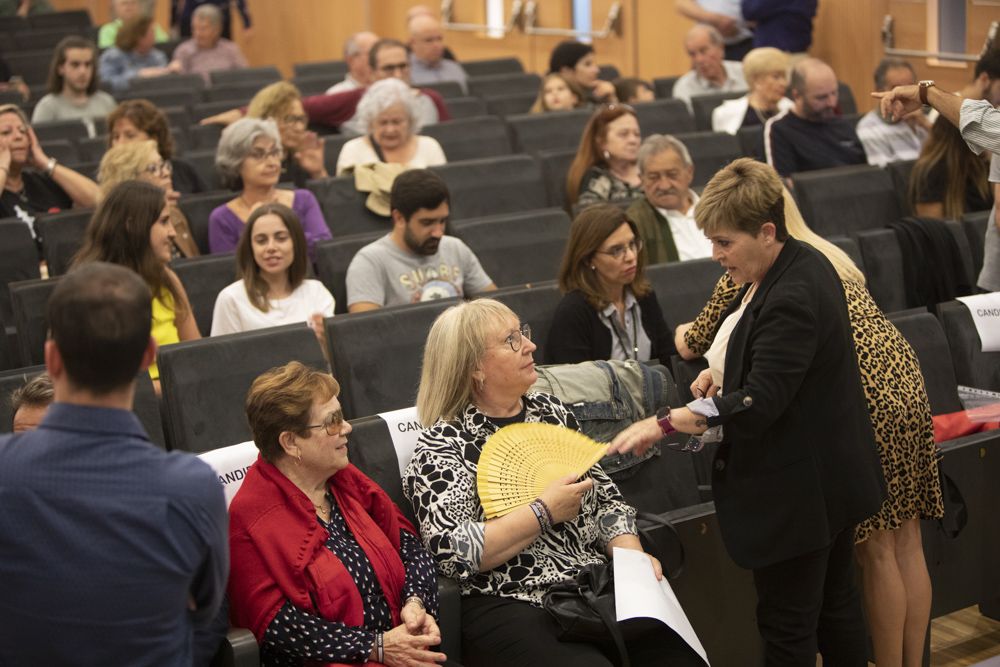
[376,406,422,476]
[612,547,709,665]
[956,292,1000,352]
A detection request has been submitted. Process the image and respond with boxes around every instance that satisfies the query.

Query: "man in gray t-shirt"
[31,36,117,127]
[346,170,495,311]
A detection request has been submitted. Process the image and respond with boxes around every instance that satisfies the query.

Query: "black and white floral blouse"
[576,165,643,208]
[402,391,637,607]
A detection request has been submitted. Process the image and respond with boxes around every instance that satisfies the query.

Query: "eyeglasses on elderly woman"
[306,408,346,436]
[500,323,532,353]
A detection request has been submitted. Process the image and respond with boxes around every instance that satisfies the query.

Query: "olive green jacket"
[626,196,680,264]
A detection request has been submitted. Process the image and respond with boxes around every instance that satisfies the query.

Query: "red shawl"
[302,86,452,129]
[228,457,417,666]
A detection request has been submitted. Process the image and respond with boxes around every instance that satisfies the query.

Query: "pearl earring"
[602,150,611,161]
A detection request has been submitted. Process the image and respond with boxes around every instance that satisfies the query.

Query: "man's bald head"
[684,24,726,84]
[790,58,840,122]
[344,31,379,85]
[409,14,445,66]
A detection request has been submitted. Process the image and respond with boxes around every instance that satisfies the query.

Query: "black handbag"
[542,513,685,667]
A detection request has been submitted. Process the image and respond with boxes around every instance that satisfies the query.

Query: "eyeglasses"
[306,409,346,436]
[502,323,532,353]
[143,160,172,177]
[246,147,282,161]
[279,114,308,126]
[595,237,643,260]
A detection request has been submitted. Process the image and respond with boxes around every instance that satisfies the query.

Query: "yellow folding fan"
[477,422,608,519]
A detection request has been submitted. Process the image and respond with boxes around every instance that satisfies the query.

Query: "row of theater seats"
[1,299,996,666]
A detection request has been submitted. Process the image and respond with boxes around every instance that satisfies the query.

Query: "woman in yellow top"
[72,180,200,392]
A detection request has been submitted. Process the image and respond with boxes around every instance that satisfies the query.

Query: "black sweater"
[545,289,676,364]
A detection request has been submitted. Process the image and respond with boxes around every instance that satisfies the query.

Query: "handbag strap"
[635,511,685,580]
[580,579,631,667]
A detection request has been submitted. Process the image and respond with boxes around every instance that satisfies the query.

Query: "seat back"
[646,259,726,325]
[326,299,456,418]
[314,232,383,315]
[793,165,902,237]
[855,228,907,314]
[292,59,348,79]
[39,138,78,165]
[690,92,745,131]
[486,282,562,362]
[158,323,328,452]
[885,158,915,216]
[673,131,742,187]
[344,413,419,525]
[209,66,282,87]
[32,119,88,144]
[827,235,866,274]
[9,277,60,367]
[202,82,262,105]
[120,88,202,110]
[468,72,541,99]
[483,92,537,117]
[431,155,547,220]
[177,190,234,254]
[961,210,989,279]
[171,253,238,336]
[128,73,205,93]
[461,57,524,77]
[421,116,512,162]
[198,441,259,507]
[886,310,963,414]
[419,80,464,99]
[443,96,489,119]
[505,109,592,154]
[181,149,224,192]
[538,148,577,210]
[936,300,1000,392]
[293,74,337,96]
[736,125,764,161]
[633,99,695,136]
[453,208,571,288]
[36,209,93,277]
[837,81,857,115]
[0,219,41,326]
[306,176,392,237]
[653,76,678,99]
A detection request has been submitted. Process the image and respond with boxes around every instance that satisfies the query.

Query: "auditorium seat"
[181,149,224,192]
[690,92,745,131]
[320,135,352,176]
[468,72,542,99]
[177,190,234,254]
[39,139,78,166]
[828,235,866,274]
[855,228,907,314]
[187,123,223,151]
[9,277,60,367]
[120,88,202,111]
[454,208,570,288]
[597,64,620,81]
[76,135,108,163]
[127,73,205,94]
[431,154,547,220]
[646,259,724,325]
[202,82,262,105]
[192,100,242,123]
[483,92,537,117]
[673,131,742,187]
[837,81,857,115]
[326,299,457,418]
[736,125,764,160]
[961,210,989,279]
[792,165,902,237]
[460,57,524,77]
[158,323,328,452]
[653,76,678,99]
[313,232,382,315]
[209,66,282,87]
[171,253,237,337]
[442,95,489,119]
[486,281,562,362]
[29,9,91,30]
[936,300,1000,392]
[422,116,512,162]
[0,219,41,330]
[162,105,194,131]
[942,218,977,289]
[419,80,464,99]
[505,109,592,153]
[885,158,915,215]
[538,147,577,210]
[6,50,52,86]
[291,75,336,96]
[13,27,87,51]
[292,59,348,80]
[306,176,392,237]
[33,119,88,144]
[633,99,695,136]
[35,208,93,277]
[886,310,964,415]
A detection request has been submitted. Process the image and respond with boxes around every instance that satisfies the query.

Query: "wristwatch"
[655,406,676,437]
[45,156,57,177]
[918,80,935,106]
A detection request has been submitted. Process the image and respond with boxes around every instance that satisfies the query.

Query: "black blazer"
[706,239,885,570]
[545,288,676,365]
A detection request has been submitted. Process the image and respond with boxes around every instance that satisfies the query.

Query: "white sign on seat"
[376,406,422,476]
[199,441,259,508]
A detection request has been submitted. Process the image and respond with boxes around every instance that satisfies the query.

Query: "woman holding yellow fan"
[402,299,703,667]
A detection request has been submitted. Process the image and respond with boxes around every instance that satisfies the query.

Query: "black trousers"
[751,529,868,667]
[461,594,705,667]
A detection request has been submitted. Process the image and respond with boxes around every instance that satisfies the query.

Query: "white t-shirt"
[210,279,335,336]
[656,191,713,261]
[335,135,447,176]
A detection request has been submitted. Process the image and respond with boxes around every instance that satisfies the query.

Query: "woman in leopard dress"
[675,188,943,667]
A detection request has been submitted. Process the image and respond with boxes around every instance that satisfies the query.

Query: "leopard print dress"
[685,275,944,543]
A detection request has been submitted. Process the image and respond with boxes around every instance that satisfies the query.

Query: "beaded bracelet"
[529,500,551,531]
[535,498,554,526]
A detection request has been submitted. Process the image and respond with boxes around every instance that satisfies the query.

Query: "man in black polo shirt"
[764,57,867,177]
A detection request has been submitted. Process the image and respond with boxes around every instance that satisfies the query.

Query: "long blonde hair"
[416,299,515,426]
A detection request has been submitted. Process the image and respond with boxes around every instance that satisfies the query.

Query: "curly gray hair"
[354,78,422,135]
[215,117,283,189]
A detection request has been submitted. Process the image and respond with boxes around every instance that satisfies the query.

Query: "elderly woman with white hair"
[335,78,446,176]
[208,117,331,258]
[711,47,794,134]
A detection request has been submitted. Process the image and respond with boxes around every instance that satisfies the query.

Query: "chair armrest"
[210,627,259,667]
[436,575,462,661]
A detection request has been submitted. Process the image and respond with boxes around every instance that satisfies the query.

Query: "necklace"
[313,492,333,521]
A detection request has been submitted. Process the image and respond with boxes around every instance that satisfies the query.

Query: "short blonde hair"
[247,81,302,121]
[695,157,786,239]
[416,299,515,426]
[98,139,158,195]
[742,47,790,86]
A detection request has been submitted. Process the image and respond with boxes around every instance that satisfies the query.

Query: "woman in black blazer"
[546,204,675,364]
[610,159,885,666]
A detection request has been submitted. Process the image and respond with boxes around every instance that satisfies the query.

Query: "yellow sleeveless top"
[149,289,180,381]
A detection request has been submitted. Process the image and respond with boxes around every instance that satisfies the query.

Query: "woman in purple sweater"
[209,118,330,260]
